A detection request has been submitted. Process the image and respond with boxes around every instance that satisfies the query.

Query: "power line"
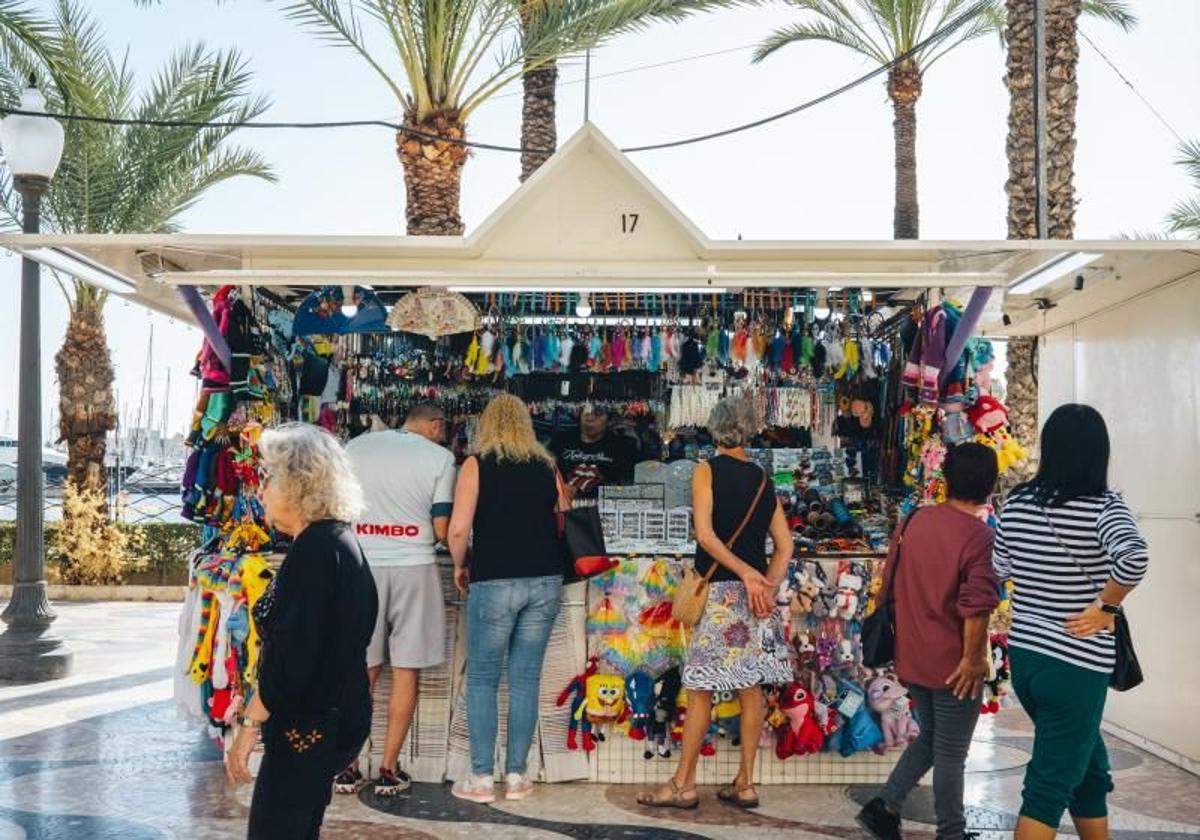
[0,0,990,156]
[486,42,758,101]
[1079,28,1184,145]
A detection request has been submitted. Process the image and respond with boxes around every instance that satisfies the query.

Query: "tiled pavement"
[1,602,1197,839]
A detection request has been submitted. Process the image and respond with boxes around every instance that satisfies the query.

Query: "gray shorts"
[367,563,447,669]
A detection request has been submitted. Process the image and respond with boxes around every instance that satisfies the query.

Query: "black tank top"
[470,453,563,583]
[694,455,775,584]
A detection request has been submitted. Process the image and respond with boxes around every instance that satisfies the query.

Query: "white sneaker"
[504,773,535,800]
[451,772,496,804]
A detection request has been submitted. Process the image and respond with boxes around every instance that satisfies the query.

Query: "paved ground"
[1,602,1198,839]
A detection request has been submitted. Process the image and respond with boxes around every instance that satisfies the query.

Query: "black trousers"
[246,745,359,840]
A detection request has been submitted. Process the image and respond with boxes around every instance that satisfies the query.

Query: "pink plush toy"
[867,674,920,752]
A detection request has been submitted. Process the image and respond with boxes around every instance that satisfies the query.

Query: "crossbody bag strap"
[882,508,922,608]
[702,468,770,583]
[1040,505,1104,598]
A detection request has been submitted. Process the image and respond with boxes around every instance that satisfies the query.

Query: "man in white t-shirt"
[338,403,456,796]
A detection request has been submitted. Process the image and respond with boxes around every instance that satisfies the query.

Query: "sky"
[1,0,1198,443]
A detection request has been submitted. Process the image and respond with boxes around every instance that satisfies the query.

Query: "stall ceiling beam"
[151,269,1007,289]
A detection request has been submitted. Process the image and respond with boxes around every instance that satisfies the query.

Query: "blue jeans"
[466,575,563,775]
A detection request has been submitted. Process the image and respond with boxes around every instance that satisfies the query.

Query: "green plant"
[1166,139,1200,238]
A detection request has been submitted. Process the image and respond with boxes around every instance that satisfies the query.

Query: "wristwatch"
[1092,598,1120,615]
[236,715,263,729]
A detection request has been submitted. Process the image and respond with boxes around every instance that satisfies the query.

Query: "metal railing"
[0,464,184,524]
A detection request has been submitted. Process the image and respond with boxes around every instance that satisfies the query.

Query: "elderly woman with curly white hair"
[225,423,378,840]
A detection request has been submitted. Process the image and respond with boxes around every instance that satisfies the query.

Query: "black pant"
[247,745,359,840]
[879,685,981,840]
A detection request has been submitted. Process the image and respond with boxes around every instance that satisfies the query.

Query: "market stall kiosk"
[5,124,1197,780]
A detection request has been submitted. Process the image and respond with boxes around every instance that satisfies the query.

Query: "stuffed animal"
[625,671,654,740]
[968,395,1009,435]
[713,690,742,746]
[982,633,1013,715]
[834,571,864,621]
[761,686,785,748]
[556,658,600,751]
[775,682,824,759]
[583,673,628,727]
[795,631,816,663]
[867,674,920,752]
[836,637,856,668]
[647,667,681,759]
[837,679,883,756]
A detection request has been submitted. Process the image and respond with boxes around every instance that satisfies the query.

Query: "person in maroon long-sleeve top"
[858,442,1000,840]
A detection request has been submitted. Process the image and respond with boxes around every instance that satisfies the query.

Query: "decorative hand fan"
[387,287,480,338]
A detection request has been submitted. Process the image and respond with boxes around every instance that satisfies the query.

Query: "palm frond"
[753,19,884,63]
[1176,139,1200,184]
[1165,197,1200,238]
[0,0,274,248]
[278,0,407,102]
[1081,0,1136,32]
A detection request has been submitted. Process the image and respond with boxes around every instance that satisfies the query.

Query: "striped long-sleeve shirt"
[993,488,1149,673]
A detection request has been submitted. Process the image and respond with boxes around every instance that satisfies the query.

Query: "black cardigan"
[256,519,378,749]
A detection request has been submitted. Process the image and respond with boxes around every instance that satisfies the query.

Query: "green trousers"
[1010,646,1114,828]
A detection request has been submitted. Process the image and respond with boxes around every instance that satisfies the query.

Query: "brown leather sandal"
[717,780,759,809]
[636,778,699,809]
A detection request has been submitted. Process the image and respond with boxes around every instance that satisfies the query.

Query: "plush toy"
[791,577,822,628]
[815,636,839,671]
[968,395,1009,435]
[583,673,628,726]
[647,667,681,759]
[836,637,857,668]
[713,690,742,746]
[867,674,920,752]
[795,631,816,663]
[982,633,1013,714]
[837,679,884,756]
[625,671,654,740]
[556,657,600,751]
[775,682,824,758]
[834,571,864,621]
[761,686,786,748]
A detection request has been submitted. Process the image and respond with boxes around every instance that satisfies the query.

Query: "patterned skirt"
[682,581,795,692]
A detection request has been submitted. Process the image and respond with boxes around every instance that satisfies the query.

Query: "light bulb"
[575,292,592,318]
[341,304,359,317]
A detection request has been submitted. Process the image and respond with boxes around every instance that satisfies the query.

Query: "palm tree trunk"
[1004,0,1037,238]
[888,61,922,239]
[54,289,117,502]
[520,59,558,182]
[1005,0,1080,239]
[396,112,469,236]
[1045,0,1081,239]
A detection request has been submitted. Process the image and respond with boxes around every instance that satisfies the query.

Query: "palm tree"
[754,1,1002,239]
[0,0,274,496]
[519,0,560,182]
[1003,0,1135,239]
[283,0,739,234]
[0,1,75,95]
[1165,139,1200,238]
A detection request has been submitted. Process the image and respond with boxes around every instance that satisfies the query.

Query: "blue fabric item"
[649,333,663,370]
[430,502,452,518]
[465,575,563,775]
[292,286,389,336]
[718,328,730,363]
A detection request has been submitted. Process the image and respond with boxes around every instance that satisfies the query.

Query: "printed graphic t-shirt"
[345,430,456,566]
[551,431,637,498]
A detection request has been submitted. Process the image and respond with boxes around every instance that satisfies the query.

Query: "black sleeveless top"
[470,453,562,583]
[694,455,775,583]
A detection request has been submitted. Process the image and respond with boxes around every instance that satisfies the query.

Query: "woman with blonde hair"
[224,423,378,839]
[447,394,570,804]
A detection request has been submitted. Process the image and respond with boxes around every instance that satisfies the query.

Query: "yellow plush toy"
[579,673,627,726]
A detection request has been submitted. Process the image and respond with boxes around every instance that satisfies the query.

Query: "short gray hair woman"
[707,396,759,448]
[638,396,793,811]
[225,423,379,839]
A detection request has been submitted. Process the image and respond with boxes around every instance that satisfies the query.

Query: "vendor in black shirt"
[551,404,639,499]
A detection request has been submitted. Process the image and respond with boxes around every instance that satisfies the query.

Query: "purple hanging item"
[177,285,233,372]
[939,287,993,386]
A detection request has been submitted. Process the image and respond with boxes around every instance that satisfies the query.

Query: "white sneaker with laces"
[451,772,496,804]
[504,773,535,800]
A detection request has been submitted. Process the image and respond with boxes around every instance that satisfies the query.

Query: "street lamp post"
[0,81,71,682]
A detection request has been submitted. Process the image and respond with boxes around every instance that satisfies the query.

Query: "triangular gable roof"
[467,123,709,262]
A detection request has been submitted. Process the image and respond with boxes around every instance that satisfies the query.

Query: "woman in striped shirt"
[993,404,1149,840]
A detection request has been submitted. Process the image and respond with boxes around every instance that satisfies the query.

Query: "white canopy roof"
[2,123,1197,336]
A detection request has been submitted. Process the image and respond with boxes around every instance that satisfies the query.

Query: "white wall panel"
[1037,326,1076,422]
[1037,275,1200,768]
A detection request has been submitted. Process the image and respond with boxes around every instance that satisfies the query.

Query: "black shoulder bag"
[1041,508,1143,692]
[860,509,920,668]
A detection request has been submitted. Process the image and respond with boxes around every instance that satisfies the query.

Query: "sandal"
[636,778,699,810]
[717,780,759,809]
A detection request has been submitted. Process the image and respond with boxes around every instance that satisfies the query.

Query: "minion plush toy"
[713,690,742,746]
